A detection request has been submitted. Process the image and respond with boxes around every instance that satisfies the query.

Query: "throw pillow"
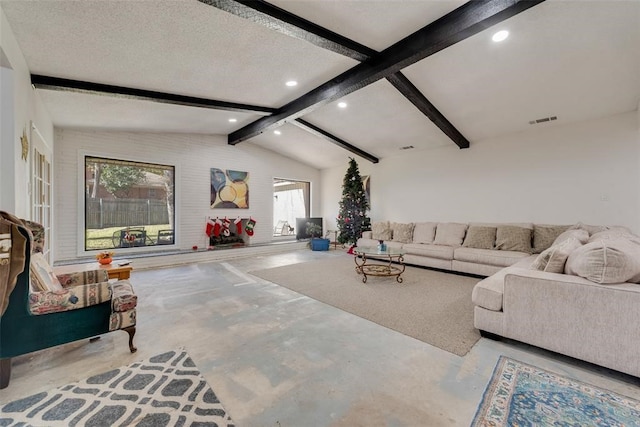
[531,237,582,273]
[433,223,468,246]
[30,252,64,292]
[371,221,392,241]
[412,222,437,244]
[391,222,414,243]
[495,226,532,253]
[532,224,570,253]
[569,222,608,236]
[462,226,497,249]
[565,238,640,284]
[553,229,589,245]
[588,228,637,243]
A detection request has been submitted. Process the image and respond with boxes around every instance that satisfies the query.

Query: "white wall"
[322,111,640,234]
[0,6,54,218]
[54,129,321,261]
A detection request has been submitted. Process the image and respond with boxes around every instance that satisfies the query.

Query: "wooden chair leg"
[123,326,137,353]
[1,358,11,389]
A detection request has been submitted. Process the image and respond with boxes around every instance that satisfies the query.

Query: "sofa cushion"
[553,229,589,245]
[391,222,414,243]
[462,226,496,249]
[412,222,437,244]
[29,252,63,292]
[471,257,537,312]
[357,238,380,249]
[588,228,638,243]
[433,223,467,246]
[565,238,640,284]
[568,222,609,236]
[372,221,392,241]
[403,243,454,260]
[495,226,532,253]
[531,237,583,273]
[454,247,529,267]
[532,224,570,253]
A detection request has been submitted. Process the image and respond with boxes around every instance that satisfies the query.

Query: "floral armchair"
[0,219,137,389]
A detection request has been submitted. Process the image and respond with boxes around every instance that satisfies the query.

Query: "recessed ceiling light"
[228,118,237,123]
[492,30,509,42]
[338,102,347,109]
[285,81,298,87]
[274,130,282,135]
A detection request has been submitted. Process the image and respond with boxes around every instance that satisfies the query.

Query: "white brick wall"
[54,128,320,261]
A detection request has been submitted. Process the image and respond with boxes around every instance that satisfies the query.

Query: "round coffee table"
[353,246,406,283]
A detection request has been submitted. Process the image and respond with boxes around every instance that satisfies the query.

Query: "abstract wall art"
[210,168,249,209]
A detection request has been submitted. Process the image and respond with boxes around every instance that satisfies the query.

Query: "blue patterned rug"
[472,356,640,427]
[0,349,234,426]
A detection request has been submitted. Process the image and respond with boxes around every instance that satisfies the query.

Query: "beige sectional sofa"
[357,221,640,377]
[357,221,545,276]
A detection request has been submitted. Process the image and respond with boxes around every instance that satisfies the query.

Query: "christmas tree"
[337,158,371,246]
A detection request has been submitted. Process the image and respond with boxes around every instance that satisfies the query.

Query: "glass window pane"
[84,156,175,251]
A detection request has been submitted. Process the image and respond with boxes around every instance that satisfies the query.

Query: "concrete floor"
[2,249,639,426]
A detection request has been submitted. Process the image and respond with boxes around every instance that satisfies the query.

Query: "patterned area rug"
[0,349,234,427]
[471,356,640,426]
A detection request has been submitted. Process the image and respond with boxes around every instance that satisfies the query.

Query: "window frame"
[78,150,180,257]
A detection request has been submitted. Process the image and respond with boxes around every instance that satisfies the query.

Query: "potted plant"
[306,222,329,251]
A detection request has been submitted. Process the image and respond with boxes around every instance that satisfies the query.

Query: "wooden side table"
[54,262,133,280]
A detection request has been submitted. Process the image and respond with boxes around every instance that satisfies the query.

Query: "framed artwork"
[211,168,249,209]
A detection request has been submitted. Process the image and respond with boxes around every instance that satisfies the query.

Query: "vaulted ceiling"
[2,0,639,169]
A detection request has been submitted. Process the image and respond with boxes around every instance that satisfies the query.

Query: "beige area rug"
[250,255,482,356]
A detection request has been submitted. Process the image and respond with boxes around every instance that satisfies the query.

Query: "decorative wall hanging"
[210,168,249,209]
[20,127,29,161]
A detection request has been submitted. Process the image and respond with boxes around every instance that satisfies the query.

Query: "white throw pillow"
[553,229,589,245]
[531,237,582,273]
[412,222,437,244]
[433,223,468,246]
[565,238,640,284]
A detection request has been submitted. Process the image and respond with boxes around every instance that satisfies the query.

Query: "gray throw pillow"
[532,224,570,253]
[391,222,414,243]
[495,226,532,253]
[462,226,497,249]
[371,221,392,241]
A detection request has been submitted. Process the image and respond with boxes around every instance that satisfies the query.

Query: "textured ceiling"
[1,0,639,170]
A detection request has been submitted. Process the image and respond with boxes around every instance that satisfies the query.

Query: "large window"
[84,156,175,251]
[273,178,310,237]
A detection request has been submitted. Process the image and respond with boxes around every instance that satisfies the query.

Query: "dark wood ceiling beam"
[197,0,377,61]
[386,73,469,149]
[229,0,545,145]
[199,0,471,151]
[31,74,276,115]
[292,119,379,164]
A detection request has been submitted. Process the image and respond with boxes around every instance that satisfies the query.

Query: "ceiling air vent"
[400,145,414,150]
[528,116,558,125]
